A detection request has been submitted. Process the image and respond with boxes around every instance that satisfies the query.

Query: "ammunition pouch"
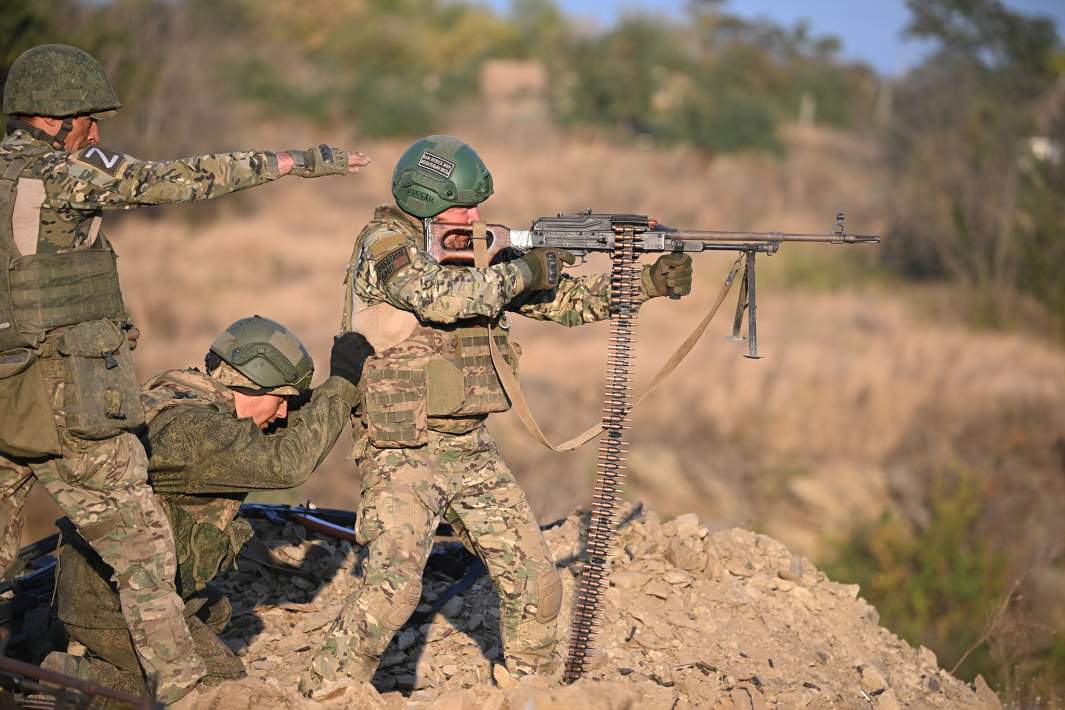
[0,347,61,458]
[55,319,144,439]
[362,336,431,449]
[362,325,520,448]
[430,326,520,417]
[0,249,129,350]
[166,499,252,597]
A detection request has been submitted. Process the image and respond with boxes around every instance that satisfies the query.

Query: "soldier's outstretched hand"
[278,145,371,177]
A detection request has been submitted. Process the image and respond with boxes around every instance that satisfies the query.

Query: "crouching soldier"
[43,316,373,697]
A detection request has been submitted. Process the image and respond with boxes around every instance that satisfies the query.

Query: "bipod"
[727,248,771,359]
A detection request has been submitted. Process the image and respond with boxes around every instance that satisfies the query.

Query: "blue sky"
[482,0,1065,76]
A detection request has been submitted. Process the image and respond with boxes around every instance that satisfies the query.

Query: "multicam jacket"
[55,369,358,630]
[0,128,281,255]
[0,128,287,451]
[348,203,617,445]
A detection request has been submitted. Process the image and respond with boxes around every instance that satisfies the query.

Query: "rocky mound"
[169,505,1001,709]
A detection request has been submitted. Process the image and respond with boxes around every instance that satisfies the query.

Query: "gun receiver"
[427,210,880,358]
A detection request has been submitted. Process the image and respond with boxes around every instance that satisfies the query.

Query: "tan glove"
[287,144,350,177]
[642,253,693,299]
[519,248,576,291]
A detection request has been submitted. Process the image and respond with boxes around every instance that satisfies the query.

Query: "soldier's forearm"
[514,272,613,326]
[384,259,530,324]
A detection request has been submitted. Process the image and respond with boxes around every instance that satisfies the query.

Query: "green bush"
[822,468,1017,688]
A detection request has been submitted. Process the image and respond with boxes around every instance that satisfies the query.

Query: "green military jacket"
[56,369,358,630]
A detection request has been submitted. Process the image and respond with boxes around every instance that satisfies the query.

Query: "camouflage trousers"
[57,585,244,699]
[307,425,563,687]
[0,351,205,704]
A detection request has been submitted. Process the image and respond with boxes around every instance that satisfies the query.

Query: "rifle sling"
[472,221,742,453]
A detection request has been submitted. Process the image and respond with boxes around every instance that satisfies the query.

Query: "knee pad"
[525,565,562,624]
[382,578,423,629]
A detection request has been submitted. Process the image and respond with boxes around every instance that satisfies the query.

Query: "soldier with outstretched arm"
[0,44,367,704]
[299,135,693,696]
[43,317,374,697]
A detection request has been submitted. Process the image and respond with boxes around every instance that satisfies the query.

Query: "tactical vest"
[351,208,520,447]
[0,144,129,352]
[141,369,255,596]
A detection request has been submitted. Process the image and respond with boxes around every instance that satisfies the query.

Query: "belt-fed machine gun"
[429,210,880,682]
[428,211,878,358]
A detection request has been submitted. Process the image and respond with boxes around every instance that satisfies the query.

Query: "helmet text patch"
[417,151,455,179]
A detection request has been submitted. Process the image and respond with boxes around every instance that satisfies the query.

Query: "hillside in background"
[3,0,1064,704]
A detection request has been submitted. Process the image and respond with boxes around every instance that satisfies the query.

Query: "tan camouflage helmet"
[3,44,121,119]
[208,316,314,396]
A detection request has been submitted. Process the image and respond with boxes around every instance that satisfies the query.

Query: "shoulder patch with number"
[72,146,127,177]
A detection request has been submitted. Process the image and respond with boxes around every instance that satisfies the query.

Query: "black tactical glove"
[288,144,350,178]
[519,248,576,291]
[330,332,375,387]
[643,253,693,299]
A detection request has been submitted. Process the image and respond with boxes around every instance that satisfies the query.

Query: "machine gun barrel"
[664,228,881,245]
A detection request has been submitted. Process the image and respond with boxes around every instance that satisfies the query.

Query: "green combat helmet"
[3,44,121,119]
[208,316,314,396]
[392,135,493,218]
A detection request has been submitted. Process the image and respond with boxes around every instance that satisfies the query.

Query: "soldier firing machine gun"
[429,211,880,682]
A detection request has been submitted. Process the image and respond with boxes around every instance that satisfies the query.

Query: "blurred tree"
[554,2,875,154]
[882,0,1063,330]
[3,0,879,153]
[229,0,520,137]
[1,0,62,68]
[1,0,77,123]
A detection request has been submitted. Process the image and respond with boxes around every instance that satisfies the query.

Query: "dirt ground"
[156,504,1002,709]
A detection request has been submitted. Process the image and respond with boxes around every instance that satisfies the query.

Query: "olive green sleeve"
[147,377,358,495]
[358,231,533,324]
[47,147,281,210]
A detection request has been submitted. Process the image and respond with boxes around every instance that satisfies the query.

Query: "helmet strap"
[52,118,74,149]
[5,117,70,150]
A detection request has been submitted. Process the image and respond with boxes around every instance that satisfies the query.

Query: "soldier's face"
[64,116,99,151]
[436,206,482,249]
[435,205,481,226]
[234,391,289,430]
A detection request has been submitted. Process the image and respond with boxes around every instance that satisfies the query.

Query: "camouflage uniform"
[50,367,358,696]
[306,204,645,689]
[0,127,285,702]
